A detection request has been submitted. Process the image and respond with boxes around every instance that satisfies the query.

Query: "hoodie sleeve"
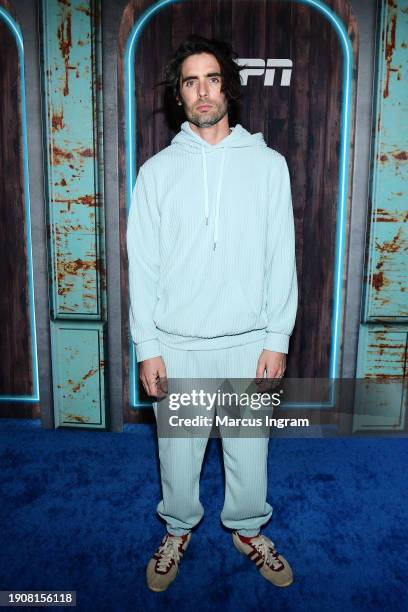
[126,165,161,362]
[263,155,298,355]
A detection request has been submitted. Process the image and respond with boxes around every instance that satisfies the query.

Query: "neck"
[188,114,230,145]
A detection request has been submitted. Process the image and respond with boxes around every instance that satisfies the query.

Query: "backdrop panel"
[118,0,358,414]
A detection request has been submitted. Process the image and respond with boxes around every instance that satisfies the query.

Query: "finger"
[256,369,272,393]
[142,369,157,397]
[255,357,266,381]
[264,366,281,392]
[140,375,149,396]
[158,359,167,377]
[266,366,279,379]
[157,363,168,396]
[152,374,162,397]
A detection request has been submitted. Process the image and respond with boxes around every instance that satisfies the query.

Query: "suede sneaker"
[232,531,294,587]
[146,532,191,592]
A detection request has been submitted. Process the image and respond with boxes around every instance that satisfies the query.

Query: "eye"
[185,80,194,87]
[210,77,220,83]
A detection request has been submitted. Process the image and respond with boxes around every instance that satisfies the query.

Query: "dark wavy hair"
[156,34,244,105]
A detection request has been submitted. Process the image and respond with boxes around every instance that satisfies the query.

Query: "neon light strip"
[297,0,353,381]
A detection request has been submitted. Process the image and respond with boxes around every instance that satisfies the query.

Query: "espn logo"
[236,59,293,86]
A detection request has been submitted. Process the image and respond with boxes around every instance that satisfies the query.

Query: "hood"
[171,121,267,250]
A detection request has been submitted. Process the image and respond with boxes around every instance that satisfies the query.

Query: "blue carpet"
[0,420,407,612]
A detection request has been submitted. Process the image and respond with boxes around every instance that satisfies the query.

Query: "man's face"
[178,52,228,128]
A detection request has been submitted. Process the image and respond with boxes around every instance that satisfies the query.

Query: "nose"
[197,78,209,99]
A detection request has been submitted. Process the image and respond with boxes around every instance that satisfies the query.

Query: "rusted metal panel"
[354,0,407,432]
[41,0,108,429]
[353,324,407,431]
[363,0,408,321]
[51,321,107,428]
[357,325,407,378]
[40,0,106,319]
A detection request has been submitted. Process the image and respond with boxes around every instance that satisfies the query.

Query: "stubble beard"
[185,99,229,128]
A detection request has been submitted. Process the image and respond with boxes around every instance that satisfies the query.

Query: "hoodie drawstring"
[213,147,226,250]
[201,146,227,251]
[201,147,209,226]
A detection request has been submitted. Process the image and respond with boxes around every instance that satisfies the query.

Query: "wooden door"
[118,0,359,417]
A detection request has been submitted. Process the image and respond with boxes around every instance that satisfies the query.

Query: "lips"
[197,104,212,111]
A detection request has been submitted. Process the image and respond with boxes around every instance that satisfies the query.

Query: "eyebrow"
[181,72,222,84]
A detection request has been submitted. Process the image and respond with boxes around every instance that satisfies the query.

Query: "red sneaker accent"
[237,532,260,544]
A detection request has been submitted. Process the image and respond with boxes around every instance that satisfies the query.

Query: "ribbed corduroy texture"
[126,122,298,362]
[153,338,272,537]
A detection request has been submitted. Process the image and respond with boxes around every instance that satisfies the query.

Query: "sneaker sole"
[146,572,178,593]
[266,576,294,588]
[147,585,170,593]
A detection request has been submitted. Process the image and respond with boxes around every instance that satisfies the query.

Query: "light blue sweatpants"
[152,337,273,537]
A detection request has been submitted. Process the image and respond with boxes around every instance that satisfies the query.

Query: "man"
[126,34,298,592]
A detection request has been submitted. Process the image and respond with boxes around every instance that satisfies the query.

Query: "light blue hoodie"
[127,120,298,362]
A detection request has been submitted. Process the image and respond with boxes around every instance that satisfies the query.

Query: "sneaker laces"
[250,535,284,571]
[156,535,182,573]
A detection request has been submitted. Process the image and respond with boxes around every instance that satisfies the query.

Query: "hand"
[255,350,286,391]
[139,356,168,398]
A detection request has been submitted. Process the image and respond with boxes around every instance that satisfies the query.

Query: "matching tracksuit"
[126,120,298,535]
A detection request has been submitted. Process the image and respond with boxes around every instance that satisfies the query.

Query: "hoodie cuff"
[263,332,290,355]
[135,339,161,362]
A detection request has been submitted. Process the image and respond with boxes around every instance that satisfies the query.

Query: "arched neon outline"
[0,6,39,403]
[124,0,353,409]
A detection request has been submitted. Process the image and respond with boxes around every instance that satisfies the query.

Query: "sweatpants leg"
[153,338,272,537]
[215,340,273,536]
[153,344,215,536]
[220,436,272,536]
[155,435,210,536]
